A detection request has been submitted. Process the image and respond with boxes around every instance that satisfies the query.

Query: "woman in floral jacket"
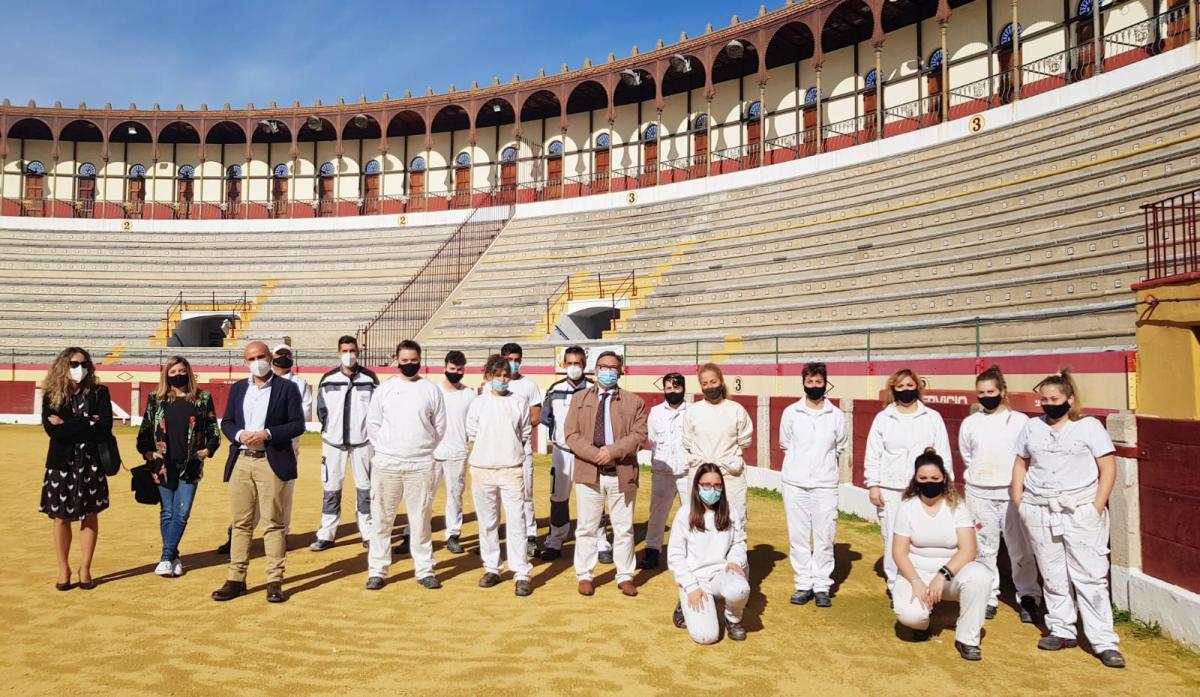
[136,356,220,578]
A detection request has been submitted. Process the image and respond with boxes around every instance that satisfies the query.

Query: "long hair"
[42,346,99,409]
[688,463,732,532]
[155,356,201,404]
[902,448,962,510]
[697,362,726,400]
[1034,369,1082,421]
[884,368,924,404]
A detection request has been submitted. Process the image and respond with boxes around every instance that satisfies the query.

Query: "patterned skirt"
[39,454,110,521]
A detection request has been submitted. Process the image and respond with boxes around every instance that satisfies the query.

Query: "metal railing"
[161,291,249,343]
[543,270,639,332]
[1143,187,1199,283]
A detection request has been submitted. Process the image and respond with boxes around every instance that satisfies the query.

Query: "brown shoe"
[211,580,246,602]
[618,580,638,597]
[578,580,595,596]
[266,582,288,603]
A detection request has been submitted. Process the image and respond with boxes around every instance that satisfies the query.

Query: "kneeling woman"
[892,449,992,661]
[667,463,751,644]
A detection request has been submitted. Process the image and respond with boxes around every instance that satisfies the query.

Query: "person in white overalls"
[641,372,691,570]
[1013,369,1125,669]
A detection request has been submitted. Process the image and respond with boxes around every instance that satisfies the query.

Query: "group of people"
[37,340,1125,665]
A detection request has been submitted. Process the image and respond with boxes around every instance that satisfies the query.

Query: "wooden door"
[746,120,762,167]
[453,166,470,208]
[76,177,95,218]
[23,174,44,217]
[127,178,145,218]
[362,173,380,214]
[409,171,425,210]
[271,177,287,217]
[317,176,334,216]
[1166,0,1190,50]
[692,130,708,178]
[863,90,878,141]
[595,148,610,192]
[499,161,516,203]
[547,156,562,199]
[997,47,1022,104]
[802,106,818,155]
[640,141,657,187]
[225,177,241,218]
[925,75,943,124]
[1075,22,1096,81]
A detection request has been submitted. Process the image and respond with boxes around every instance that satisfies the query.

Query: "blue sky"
[5,1,768,108]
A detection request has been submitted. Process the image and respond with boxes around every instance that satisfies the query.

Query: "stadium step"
[148,281,278,347]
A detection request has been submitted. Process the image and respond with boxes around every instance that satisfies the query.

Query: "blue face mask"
[509,360,521,376]
[491,379,509,394]
[698,486,722,506]
[597,367,619,388]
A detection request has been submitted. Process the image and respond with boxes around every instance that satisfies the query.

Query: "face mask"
[702,386,724,401]
[892,388,919,405]
[167,374,190,389]
[273,355,294,371]
[445,371,463,384]
[68,365,86,383]
[664,392,685,406]
[399,363,421,378]
[491,379,509,394]
[804,385,826,401]
[916,480,947,498]
[597,368,619,388]
[565,364,584,381]
[248,359,271,378]
[1042,402,1071,420]
[978,394,1003,411]
[509,360,521,376]
[340,352,358,369]
[698,487,722,506]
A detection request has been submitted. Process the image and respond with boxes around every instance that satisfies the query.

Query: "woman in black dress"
[40,347,112,590]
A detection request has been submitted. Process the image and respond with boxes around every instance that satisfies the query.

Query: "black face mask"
[1042,402,1071,420]
[978,394,1003,411]
[167,374,190,389]
[399,363,421,378]
[892,388,920,405]
[804,385,826,401]
[664,392,685,406]
[445,371,463,384]
[702,386,725,401]
[916,480,946,498]
[272,356,294,370]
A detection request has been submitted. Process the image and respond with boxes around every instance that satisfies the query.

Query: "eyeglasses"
[698,484,723,492]
[68,360,89,368]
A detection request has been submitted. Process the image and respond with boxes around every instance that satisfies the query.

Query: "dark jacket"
[136,390,221,481]
[564,385,648,494]
[42,385,113,471]
[221,375,305,482]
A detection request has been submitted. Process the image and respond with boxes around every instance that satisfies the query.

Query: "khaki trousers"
[228,456,289,583]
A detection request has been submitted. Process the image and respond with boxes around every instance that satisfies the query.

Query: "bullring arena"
[2,0,1200,694]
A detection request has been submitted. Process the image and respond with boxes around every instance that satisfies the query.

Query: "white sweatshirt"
[433,384,477,461]
[466,391,531,469]
[366,377,446,462]
[863,401,953,490]
[667,507,748,593]
[647,400,689,476]
[683,399,754,475]
[779,398,848,488]
[958,408,1030,497]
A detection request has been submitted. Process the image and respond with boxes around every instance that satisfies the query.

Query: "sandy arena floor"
[1,426,1197,696]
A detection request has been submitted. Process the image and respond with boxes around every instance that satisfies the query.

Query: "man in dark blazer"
[211,340,305,604]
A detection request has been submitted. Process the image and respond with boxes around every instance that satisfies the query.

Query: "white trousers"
[783,484,839,593]
[1020,502,1120,652]
[893,560,992,646]
[546,446,610,552]
[316,443,373,542]
[875,487,906,590]
[966,493,1041,606]
[678,570,751,645]
[471,465,532,581]
[367,460,435,580]
[574,475,636,582]
[645,468,689,551]
[430,457,467,539]
[522,449,536,537]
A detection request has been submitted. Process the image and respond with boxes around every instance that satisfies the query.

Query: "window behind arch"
[364,160,381,174]
[595,133,611,150]
[319,162,336,176]
[747,101,762,119]
[999,23,1022,47]
[129,164,146,178]
[78,162,97,177]
[547,141,564,157]
[864,69,878,90]
[454,152,471,168]
[804,88,818,107]
[928,48,944,71]
[226,164,242,179]
[410,156,426,172]
[642,124,658,142]
[273,163,289,178]
[178,164,195,179]
[501,146,517,162]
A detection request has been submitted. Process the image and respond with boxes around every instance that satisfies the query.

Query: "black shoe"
[1037,635,1078,651]
[514,580,532,597]
[265,582,288,603]
[985,605,997,620]
[362,541,370,549]
[598,550,614,565]
[446,535,463,554]
[393,535,410,556]
[365,576,385,591]
[211,580,246,602]
[1097,649,1126,669]
[726,620,747,641]
[217,541,231,556]
[417,575,441,590]
[540,547,562,561]
[638,548,660,570]
[955,641,982,661]
[790,589,814,605]
[478,572,501,588]
[1019,596,1042,624]
[527,536,539,558]
[673,602,687,629]
[309,539,335,552]
[814,592,832,608]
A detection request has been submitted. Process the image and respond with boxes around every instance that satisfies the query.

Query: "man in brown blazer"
[565,351,648,597]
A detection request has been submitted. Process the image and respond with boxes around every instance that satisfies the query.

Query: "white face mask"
[341,352,358,368]
[248,358,272,378]
[565,364,583,381]
[68,365,86,383]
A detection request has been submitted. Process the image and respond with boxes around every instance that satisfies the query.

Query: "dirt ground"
[1,425,1196,696]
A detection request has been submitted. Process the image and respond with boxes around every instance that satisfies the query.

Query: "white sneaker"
[171,558,184,577]
[154,560,173,577]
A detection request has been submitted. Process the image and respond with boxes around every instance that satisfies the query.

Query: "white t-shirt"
[466,391,531,468]
[892,496,975,573]
[366,377,446,462]
[958,409,1030,495]
[1016,415,1114,497]
[433,384,477,461]
[506,375,543,454]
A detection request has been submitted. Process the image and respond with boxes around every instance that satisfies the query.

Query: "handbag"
[97,434,122,477]
[129,464,162,505]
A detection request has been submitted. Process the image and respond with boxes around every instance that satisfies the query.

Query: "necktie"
[593,392,609,448]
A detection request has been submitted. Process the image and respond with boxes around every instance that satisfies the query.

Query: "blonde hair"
[155,356,201,404]
[1034,369,1082,421]
[42,346,99,409]
[884,368,924,404]
[697,362,726,399]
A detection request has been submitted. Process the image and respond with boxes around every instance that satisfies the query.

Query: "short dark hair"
[396,339,422,357]
[337,335,358,349]
[500,342,523,358]
[596,350,623,368]
[663,372,685,389]
[445,350,466,367]
[802,362,827,381]
[564,345,586,361]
